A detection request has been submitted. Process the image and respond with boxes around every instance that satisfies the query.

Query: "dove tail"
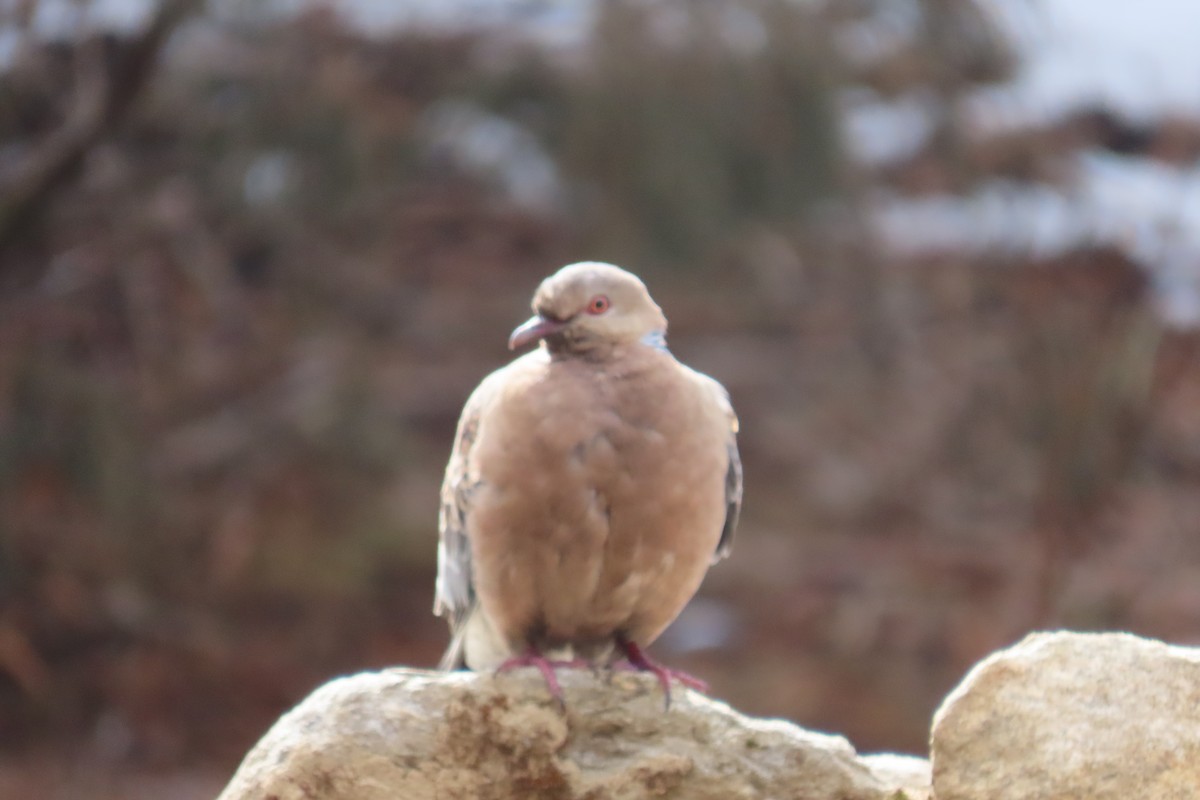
[438,627,467,671]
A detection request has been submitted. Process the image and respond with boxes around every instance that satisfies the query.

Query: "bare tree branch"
[0,0,204,253]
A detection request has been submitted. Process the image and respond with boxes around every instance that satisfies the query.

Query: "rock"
[931,630,1200,800]
[217,667,929,800]
[859,753,932,799]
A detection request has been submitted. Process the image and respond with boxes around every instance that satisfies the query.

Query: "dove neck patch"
[640,330,669,351]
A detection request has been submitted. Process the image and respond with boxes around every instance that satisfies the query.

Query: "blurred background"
[3,0,1200,796]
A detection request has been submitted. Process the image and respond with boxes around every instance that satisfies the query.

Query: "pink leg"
[495,647,586,704]
[615,635,707,708]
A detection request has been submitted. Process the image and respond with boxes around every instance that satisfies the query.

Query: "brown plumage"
[434,262,741,696]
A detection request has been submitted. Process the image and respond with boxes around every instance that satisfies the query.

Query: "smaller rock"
[931,630,1200,800]
[859,753,932,800]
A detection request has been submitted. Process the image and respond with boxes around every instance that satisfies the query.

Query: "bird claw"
[494,649,586,705]
[615,637,708,709]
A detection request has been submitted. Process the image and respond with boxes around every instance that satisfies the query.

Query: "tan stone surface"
[931,630,1200,800]
[218,667,928,800]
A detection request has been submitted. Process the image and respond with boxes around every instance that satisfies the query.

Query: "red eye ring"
[586,294,610,315]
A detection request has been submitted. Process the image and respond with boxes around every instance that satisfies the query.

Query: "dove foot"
[615,635,707,709]
[495,648,586,704]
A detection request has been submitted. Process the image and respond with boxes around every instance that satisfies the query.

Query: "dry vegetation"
[1,1,1199,791]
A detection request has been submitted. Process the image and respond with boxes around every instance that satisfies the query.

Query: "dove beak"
[508,315,567,350]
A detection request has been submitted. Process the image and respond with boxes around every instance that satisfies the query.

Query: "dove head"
[508,262,668,355]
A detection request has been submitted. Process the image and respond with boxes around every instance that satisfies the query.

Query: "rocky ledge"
[218,631,1200,800]
[217,666,929,800]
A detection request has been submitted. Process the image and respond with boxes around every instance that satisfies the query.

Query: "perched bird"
[434,262,741,702]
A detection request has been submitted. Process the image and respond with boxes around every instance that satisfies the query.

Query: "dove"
[434,261,741,703]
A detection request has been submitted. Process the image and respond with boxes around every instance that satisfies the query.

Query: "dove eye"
[586,295,611,315]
